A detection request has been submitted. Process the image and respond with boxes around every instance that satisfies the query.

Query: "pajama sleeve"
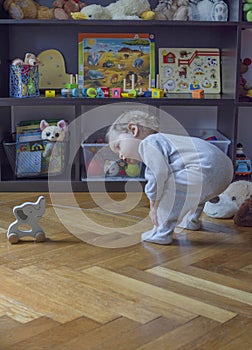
[139,136,171,201]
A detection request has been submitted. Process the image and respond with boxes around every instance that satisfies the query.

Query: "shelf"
[0,95,235,107]
[0,19,240,27]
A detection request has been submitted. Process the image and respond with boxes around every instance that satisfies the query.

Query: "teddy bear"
[154,0,190,21]
[12,52,40,66]
[203,180,252,219]
[239,57,252,97]
[40,119,67,157]
[53,0,86,20]
[3,0,54,19]
[78,0,153,20]
[189,0,228,21]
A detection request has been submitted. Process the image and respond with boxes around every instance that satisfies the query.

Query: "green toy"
[243,0,252,21]
[125,163,141,177]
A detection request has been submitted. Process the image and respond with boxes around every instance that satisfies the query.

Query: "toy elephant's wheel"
[8,233,19,244]
[35,232,46,242]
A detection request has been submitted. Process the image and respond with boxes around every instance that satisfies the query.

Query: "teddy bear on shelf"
[53,0,86,20]
[40,119,67,157]
[203,180,252,219]
[77,0,154,20]
[3,0,54,19]
[12,52,40,66]
[154,0,190,21]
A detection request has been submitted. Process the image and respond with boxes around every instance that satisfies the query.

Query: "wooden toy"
[86,87,97,98]
[101,87,110,97]
[152,88,164,98]
[45,90,56,98]
[192,89,205,98]
[7,196,46,244]
[112,87,122,98]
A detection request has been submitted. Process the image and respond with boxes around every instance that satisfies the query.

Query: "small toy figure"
[235,142,252,177]
[40,119,67,157]
[7,196,46,244]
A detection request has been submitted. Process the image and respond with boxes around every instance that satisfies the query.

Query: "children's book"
[15,121,65,178]
[158,48,221,93]
[78,33,155,91]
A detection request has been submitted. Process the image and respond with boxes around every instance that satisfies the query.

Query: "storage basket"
[9,65,40,98]
[188,129,231,154]
[3,140,66,178]
[82,143,144,181]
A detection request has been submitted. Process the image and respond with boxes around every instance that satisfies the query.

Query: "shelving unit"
[0,0,251,192]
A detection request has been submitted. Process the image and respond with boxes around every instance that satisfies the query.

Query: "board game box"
[78,33,155,91]
[158,48,221,94]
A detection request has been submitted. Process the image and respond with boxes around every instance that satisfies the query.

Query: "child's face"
[109,131,141,164]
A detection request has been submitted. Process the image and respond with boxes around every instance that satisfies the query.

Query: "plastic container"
[188,129,231,154]
[9,65,40,98]
[82,143,144,181]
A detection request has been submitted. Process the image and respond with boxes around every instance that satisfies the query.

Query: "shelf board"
[0,19,239,27]
[0,95,235,107]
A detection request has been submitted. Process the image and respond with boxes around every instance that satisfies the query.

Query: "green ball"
[125,163,140,177]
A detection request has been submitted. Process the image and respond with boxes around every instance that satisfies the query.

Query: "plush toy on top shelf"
[3,0,54,19]
[189,0,228,21]
[53,0,86,20]
[40,119,68,157]
[154,0,190,21]
[74,0,155,20]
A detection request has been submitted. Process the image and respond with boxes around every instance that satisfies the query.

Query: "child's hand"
[149,200,159,226]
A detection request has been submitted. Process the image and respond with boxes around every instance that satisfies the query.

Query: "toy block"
[192,89,205,98]
[152,88,164,98]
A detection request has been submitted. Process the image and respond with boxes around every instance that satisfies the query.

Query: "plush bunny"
[40,119,67,157]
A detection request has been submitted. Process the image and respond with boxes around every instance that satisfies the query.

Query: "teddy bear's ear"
[40,120,49,130]
[57,119,67,130]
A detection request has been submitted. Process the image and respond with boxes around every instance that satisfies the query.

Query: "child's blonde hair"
[107,109,159,140]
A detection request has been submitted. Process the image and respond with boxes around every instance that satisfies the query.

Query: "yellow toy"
[152,88,164,98]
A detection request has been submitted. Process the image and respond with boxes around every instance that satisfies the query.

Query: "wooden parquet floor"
[0,192,252,349]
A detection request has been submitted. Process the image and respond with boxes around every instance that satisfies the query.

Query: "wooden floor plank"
[136,316,219,350]
[81,266,236,322]
[147,266,252,306]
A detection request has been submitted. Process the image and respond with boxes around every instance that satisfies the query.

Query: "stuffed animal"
[40,119,67,157]
[78,0,153,20]
[239,57,252,97]
[53,0,86,20]
[154,0,190,21]
[234,195,252,226]
[3,0,54,19]
[12,52,40,66]
[189,0,228,21]
[204,180,252,219]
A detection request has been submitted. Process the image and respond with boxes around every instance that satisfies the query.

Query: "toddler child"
[107,110,234,244]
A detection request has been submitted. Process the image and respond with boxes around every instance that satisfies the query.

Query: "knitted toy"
[40,119,67,157]
[239,57,252,97]
[204,180,252,219]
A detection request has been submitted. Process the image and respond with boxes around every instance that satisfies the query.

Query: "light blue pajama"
[139,133,234,244]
